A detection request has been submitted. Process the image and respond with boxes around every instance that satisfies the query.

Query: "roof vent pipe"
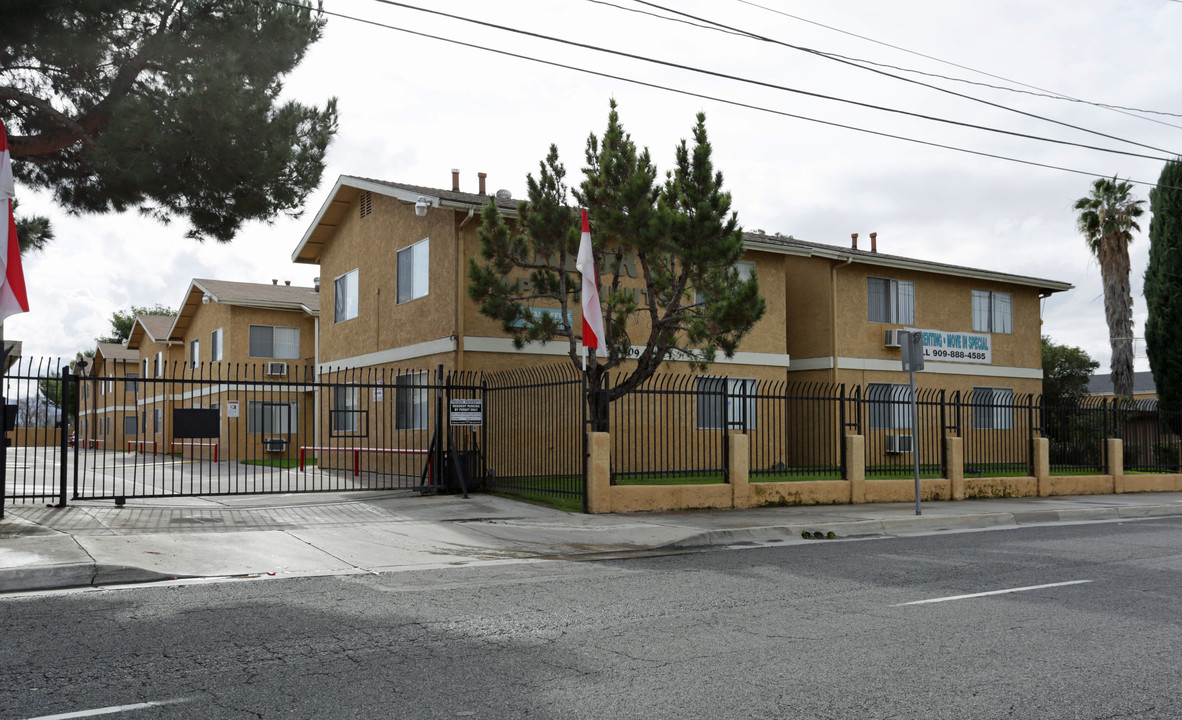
[285,280,291,286]
[850,233,858,250]
[451,168,460,192]
[870,232,877,253]
[272,279,278,285]
[478,172,487,196]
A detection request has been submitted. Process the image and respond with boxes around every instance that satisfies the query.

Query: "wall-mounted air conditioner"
[263,438,288,453]
[884,329,904,348]
[266,361,288,376]
[886,434,914,453]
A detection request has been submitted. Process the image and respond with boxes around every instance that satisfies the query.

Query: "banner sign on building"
[909,328,992,364]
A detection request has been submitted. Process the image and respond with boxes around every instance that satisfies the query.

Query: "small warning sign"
[449,398,483,426]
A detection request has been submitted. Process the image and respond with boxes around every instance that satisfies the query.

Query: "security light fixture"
[415,196,429,217]
[202,294,211,304]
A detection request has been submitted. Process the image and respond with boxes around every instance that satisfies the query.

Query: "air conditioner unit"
[266,361,288,376]
[886,434,914,454]
[884,329,904,348]
[263,438,288,453]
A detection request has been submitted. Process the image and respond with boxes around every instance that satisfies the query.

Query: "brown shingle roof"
[195,278,320,312]
[95,343,137,361]
[137,314,176,342]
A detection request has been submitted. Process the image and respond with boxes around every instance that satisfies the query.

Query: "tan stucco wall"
[319,194,458,364]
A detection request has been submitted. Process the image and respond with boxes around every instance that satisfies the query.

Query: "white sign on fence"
[227,401,240,418]
[908,328,992,364]
[449,398,483,426]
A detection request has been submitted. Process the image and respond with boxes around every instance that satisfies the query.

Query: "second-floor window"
[190,339,200,369]
[868,277,915,325]
[397,238,429,304]
[211,328,223,361]
[334,269,359,322]
[153,351,163,378]
[972,290,1012,334]
[249,325,300,359]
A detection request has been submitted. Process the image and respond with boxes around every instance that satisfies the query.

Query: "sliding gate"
[1,360,490,510]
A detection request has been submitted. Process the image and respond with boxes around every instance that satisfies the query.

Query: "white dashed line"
[895,579,1094,606]
[24,698,192,720]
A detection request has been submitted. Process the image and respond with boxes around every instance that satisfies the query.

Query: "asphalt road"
[4,518,1182,719]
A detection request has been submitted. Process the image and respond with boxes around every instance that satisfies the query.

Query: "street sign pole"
[901,331,925,515]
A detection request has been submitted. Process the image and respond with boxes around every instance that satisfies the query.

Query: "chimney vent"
[451,168,460,192]
[870,232,878,253]
[272,279,278,285]
[850,233,858,250]
[478,172,487,196]
[285,280,291,286]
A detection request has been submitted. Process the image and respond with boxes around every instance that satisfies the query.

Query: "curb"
[657,506,1182,551]
[0,563,189,594]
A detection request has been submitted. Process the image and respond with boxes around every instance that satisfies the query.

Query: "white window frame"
[972,387,1014,430]
[154,351,163,378]
[334,269,359,323]
[248,325,300,360]
[211,328,223,362]
[972,290,1013,334]
[695,377,757,430]
[190,339,200,369]
[867,383,912,430]
[397,238,430,304]
[867,277,915,325]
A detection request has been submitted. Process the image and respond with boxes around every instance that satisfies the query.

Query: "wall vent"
[359,191,373,219]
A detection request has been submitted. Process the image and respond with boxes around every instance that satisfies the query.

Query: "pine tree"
[469,102,766,428]
[1144,158,1182,416]
[1,0,338,243]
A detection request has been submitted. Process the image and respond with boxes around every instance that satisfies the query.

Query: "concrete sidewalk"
[4,490,1182,594]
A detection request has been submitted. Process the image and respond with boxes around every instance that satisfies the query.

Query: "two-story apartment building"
[292,174,1069,386]
[89,280,319,462]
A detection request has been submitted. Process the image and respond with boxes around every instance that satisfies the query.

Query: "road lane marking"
[895,579,1093,606]
[24,698,192,719]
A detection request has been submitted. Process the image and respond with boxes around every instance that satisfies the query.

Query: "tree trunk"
[1099,235,1135,399]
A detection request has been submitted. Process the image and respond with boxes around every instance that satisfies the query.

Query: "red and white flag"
[576,209,604,350]
[0,120,29,323]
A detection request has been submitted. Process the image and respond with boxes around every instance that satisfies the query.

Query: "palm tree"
[1073,176,1146,399]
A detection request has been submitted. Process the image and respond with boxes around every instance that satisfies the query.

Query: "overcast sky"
[10,0,1181,375]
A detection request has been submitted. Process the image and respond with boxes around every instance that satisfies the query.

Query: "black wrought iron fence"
[1112,399,1182,473]
[747,381,845,479]
[862,386,946,478]
[482,364,584,505]
[955,389,1035,476]
[1039,395,1109,474]
[608,373,727,484]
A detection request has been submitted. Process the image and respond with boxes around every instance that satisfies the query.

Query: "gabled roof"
[292,175,519,265]
[126,314,178,350]
[169,278,319,342]
[744,232,1073,296]
[95,342,137,362]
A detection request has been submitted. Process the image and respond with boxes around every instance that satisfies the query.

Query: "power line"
[626,0,1181,156]
[354,0,1174,162]
[730,0,1182,126]
[276,0,1179,191]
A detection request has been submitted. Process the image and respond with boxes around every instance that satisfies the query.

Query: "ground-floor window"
[695,377,757,430]
[867,383,911,430]
[395,373,429,430]
[972,387,1014,430]
[248,401,298,434]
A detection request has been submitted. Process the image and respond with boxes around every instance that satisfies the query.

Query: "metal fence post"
[57,364,69,507]
[839,384,847,480]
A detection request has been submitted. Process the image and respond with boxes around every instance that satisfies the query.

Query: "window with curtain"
[867,277,915,325]
[971,290,1012,334]
[249,325,300,359]
[397,239,430,304]
[334,269,359,323]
